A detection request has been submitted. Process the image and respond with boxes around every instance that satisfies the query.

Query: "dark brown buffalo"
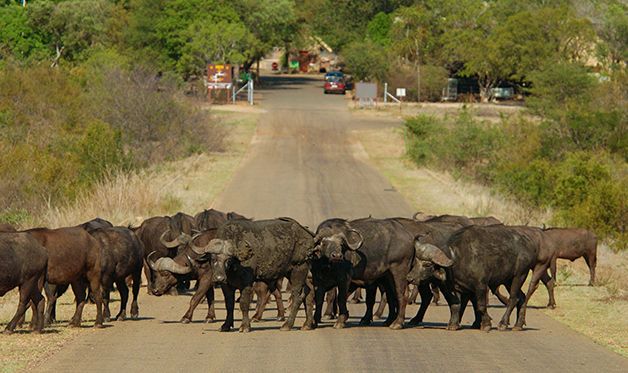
[410,225,538,331]
[413,212,502,227]
[312,217,415,329]
[0,233,48,334]
[133,213,196,293]
[22,227,104,328]
[90,227,144,321]
[198,218,315,332]
[194,208,248,230]
[148,229,219,323]
[0,223,17,232]
[79,218,114,233]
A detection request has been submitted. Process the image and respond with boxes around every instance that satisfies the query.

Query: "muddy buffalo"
[313,217,415,329]
[90,227,144,321]
[22,227,104,328]
[198,217,314,332]
[0,233,48,334]
[194,208,248,231]
[410,225,538,331]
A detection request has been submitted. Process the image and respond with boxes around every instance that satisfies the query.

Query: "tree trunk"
[478,75,495,103]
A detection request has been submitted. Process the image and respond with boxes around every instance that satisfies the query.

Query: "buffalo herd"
[0,209,598,334]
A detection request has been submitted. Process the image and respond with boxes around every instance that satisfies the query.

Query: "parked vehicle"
[324,76,346,94]
[324,71,344,82]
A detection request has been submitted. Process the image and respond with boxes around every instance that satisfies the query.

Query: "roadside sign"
[355,82,377,99]
[207,64,232,90]
[396,88,406,97]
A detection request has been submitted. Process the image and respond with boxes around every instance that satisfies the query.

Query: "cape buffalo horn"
[414,242,453,267]
[153,257,191,274]
[160,230,181,248]
[190,235,212,255]
[344,229,364,251]
[199,239,228,255]
[147,251,159,271]
[413,211,432,221]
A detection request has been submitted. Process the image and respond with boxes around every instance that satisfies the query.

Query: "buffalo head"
[406,242,453,284]
[147,251,191,295]
[313,224,363,265]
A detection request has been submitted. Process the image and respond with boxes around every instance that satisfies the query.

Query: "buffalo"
[90,227,144,321]
[312,217,415,329]
[199,217,315,332]
[133,213,196,293]
[410,225,538,331]
[0,233,48,334]
[22,227,105,328]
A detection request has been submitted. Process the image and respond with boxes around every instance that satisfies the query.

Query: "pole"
[250,80,254,105]
[232,84,236,103]
[384,82,388,103]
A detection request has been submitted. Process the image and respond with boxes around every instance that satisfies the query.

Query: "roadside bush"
[0,60,224,225]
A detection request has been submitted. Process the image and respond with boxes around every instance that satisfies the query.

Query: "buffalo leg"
[252,282,270,322]
[359,285,376,326]
[585,253,597,286]
[87,270,104,328]
[314,285,327,325]
[130,270,141,318]
[498,273,527,331]
[382,280,398,326]
[323,288,337,320]
[69,280,88,327]
[475,287,491,332]
[181,276,213,323]
[350,288,363,304]
[143,262,152,294]
[430,283,440,305]
[273,288,285,321]
[220,285,236,332]
[409,281,433,326]
[115,279,129,321]
[408,284,419,305]
[513,267,544,331]
[281,264,312,331]
[440,285,461,330]
[44,283,59,325]
[239,286,254,332]
[5,278,38,334]
[374,290,387,319]
[389,268,408,330]
[334,274,351,329]
[542,269,556,309]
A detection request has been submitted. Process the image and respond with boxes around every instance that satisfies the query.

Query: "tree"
[342,40,388,81]
[0,4,48,62]
[367,12,392,46]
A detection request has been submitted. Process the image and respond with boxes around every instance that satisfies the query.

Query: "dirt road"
[35,76,627,372]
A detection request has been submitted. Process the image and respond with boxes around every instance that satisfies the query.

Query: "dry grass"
[0,109,259,372]
[354,125,628,357]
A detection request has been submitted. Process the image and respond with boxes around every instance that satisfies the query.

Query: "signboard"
[396,88,406,97]
[207,64,232,89]
[355,82,377,99]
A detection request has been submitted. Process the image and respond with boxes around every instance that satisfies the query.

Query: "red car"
[324,77,346,94]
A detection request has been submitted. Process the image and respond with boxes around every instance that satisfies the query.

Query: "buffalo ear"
[344,229,363,251]
[344,250,361,267]
[414,242,453,267]
[434,268,447,281]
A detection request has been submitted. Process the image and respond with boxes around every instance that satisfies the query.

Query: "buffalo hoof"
[104,317,111,323]
[408,318,423,327]
[322,314,335,320]
[116,315,126,322]
[301,323,314,331]
[131,312,139,319]
[276,315,285,322]
[389,322,404,330]
[383,318,395,327]
[220,323,232,332]
[204,317,215,324]
[239,325,251,333]
[481,323,492,332]
[446,323,461,331]
[180,317,191,324]
[547,303,556,309]
[512,325,524,331]
[333,321,346,329]
[94,323,104,329]
[280,323,292,331]
[497,322,508,331]
[358,318,372,326]
[3,328,13,335]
